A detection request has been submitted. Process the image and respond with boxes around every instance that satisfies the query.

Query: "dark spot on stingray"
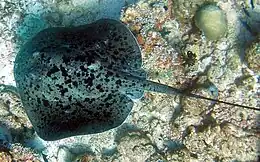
[37,98,41,104]
[82,108,93,115]
[111,90,116,94]
[104,111,112,118]
[87,57,95,66]
[80,65,88,72]
[75,102,84,108]
[76,72,81,77]
[52,76,58,80]
[42,99,49,107]
[114,37,120,42]
[96,84,102,89]
[88,98,95,104]
[105,71,113,77]
[60,65,68,77]
[107,64,113,69]
[113,50,119,55]
[96,73,101,78]
[104,94,113,102]
[91,73,95,79]
[115,73,120,78]
[118,47,126,52]
[65,78,72,84]
[115,79,122,85]
[72,81,78,87]
[55,84,62,88]
[47,65,59,77]
[84,77,93,87]
[60,88,68,96]
[104,78,110,82]
[75,55,85,62]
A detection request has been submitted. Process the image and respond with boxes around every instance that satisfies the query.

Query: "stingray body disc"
[14,19,142,141]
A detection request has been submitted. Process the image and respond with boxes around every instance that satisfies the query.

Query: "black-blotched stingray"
[13,19,260,141]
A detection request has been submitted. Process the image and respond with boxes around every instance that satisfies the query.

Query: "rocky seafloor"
[0,0,259,161]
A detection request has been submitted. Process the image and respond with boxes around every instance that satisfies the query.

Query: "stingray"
[13,19,260,141]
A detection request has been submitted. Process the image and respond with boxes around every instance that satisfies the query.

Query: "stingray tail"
[144,80,260,111]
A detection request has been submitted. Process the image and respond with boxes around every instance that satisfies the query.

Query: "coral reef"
[245,37,260,74]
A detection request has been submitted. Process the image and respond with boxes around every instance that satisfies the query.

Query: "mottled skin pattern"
[14,19,146,141]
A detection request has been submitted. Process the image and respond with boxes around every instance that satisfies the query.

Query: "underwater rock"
[195,4,227,40]
[9,144,41,161]
[116,132,155,161]
[0,152,12,162]
[183,122,258,161]
[57,146,76,162]
[245,38,260,74]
